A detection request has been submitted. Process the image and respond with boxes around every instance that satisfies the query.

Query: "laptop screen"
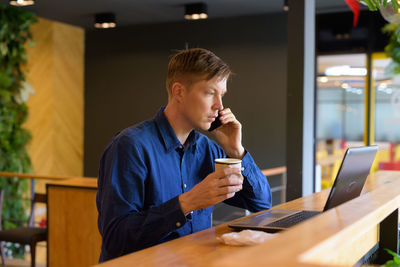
[323,145,378,211]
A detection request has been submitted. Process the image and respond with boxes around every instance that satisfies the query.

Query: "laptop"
[229,145,378,233]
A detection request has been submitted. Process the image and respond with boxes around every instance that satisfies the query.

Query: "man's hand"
[211,108,245,159]
[179,167,243,214]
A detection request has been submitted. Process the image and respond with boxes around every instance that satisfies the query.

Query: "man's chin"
[196,123,211,131]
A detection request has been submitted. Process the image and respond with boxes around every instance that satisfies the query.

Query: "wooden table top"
[47,177,98,189]
[94,171,400,267]
[0,171,97,181]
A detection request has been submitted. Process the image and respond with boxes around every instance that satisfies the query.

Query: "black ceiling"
[0,0,363,30]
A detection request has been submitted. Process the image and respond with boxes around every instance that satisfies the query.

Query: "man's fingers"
[219,108,232,115]
[206,167,237,180]
[219,108,239,124]
[220,113,235,124]
[217,175,243,187]
[219,167,242,176]
[199,167,243,207]
[216,184,242,196]
[222,192,236,199]
[214,192,236,203]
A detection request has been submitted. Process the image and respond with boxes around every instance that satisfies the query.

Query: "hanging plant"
[0,4,36,258]
[382,23,400,76]
[362,2,400,265]
[359,0,400,11]
[358,0,400,24]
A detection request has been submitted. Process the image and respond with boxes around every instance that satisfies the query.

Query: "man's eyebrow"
[209,87,227,95]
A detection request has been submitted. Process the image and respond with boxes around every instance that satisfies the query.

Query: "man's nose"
[214,96,223,111]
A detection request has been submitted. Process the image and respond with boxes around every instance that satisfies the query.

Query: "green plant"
[359,0,400,11]
[380,229,400,266]
[0,4,36,258]
[382,23,400,76]
[382,249,400,266]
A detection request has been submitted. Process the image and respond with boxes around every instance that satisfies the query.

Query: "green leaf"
[392,0,400,10]
[361,0,379,11]
[374,0,382,9]
[391,47,400,62]
[385,249,400,263]
[383,260,398,266]
[382,0,388,8]
[384,61,399,76]
[0,73,12,89]
[383,23,395,32]
[371,0,380,9]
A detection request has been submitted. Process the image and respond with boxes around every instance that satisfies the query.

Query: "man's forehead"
[182,74,228,91]
[208,78,226,84]
[206,76,227,87]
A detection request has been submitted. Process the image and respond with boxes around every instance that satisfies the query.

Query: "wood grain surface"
[48,181,100,267]
[93,171,400,267]
[25,17,84,180]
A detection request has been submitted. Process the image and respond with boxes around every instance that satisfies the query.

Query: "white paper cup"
[214,158,242,171]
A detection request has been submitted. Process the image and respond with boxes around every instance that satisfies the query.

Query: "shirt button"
[184,184,187,188]
[176,222,181,227]
[179,145,184,149]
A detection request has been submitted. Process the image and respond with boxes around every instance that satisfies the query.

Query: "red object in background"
[389,142,395,162]
[379,143,399,170]
[340,139,346,149]
[39,218,47,228]
[345,0,360,27]
[379,161,400,170]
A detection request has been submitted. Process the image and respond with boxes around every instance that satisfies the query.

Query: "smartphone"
[208,113,222,131]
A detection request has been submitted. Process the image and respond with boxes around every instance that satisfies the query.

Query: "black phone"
[208,113,222,131]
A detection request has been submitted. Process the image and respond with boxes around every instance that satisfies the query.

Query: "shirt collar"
[155,107,199,152]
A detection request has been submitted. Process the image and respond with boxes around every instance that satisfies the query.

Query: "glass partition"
[316,54,366,190]
[372,53,400,172]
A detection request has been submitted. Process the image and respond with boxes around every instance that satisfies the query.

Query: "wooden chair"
[0,190,5,264]
[0,190,47,267]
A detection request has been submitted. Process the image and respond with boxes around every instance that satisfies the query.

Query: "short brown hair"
[166,48,231,99]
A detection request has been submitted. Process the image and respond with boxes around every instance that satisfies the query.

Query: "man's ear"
[171,82,186,103]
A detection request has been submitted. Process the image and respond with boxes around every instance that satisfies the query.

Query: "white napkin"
[218,230,276,246]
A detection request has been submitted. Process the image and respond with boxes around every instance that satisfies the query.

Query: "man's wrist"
[179,192,193,215]
[227,146,245,159]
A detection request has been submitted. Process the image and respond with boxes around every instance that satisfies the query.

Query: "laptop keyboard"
[265,210,321,228]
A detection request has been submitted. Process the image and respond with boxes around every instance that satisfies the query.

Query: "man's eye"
[207,92,214,95]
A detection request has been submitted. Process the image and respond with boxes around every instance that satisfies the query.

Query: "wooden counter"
[94,171,400,267]
[47,177,100,267]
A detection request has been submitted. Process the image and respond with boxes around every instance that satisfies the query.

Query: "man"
[96,48,272,262]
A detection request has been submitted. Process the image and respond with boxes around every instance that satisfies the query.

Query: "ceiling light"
[318,77,328,83]
[94,13,116,29]
[325,65,367,76]
[184,3,208,20]
[341,83,349,89]
[9,0,35,6]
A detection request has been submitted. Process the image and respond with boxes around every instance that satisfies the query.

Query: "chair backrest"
[28,193,47,227]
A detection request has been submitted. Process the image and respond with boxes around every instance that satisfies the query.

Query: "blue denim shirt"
[96,107,272,262]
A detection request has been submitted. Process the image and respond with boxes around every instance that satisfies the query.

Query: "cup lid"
[214,158,242,165]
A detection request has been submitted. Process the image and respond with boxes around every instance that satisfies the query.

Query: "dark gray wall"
[84,13,287,177]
